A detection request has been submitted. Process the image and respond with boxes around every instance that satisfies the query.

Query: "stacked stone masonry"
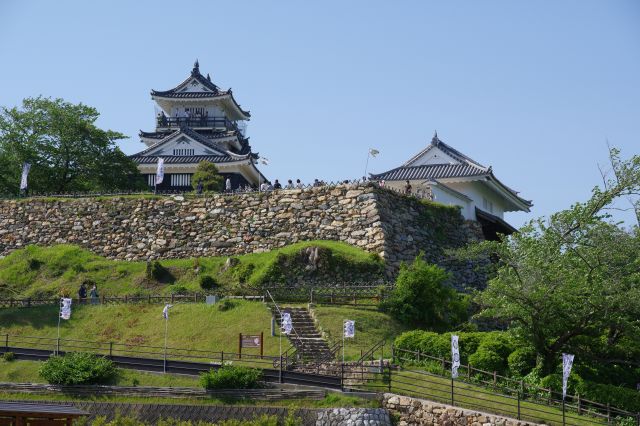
[0,184,485,288]
[383,393,541,426]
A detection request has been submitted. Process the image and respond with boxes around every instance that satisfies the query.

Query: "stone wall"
[382,393,541,426]
[0,184,486,288]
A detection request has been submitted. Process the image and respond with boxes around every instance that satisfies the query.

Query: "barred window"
[171,174,192,187]
[173,149,194,156]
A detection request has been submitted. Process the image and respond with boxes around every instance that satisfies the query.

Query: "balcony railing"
[157,116,238,132]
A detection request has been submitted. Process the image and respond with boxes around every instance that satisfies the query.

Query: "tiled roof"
[404,134,487,169]
[131,155,249,165]
[370,163,487,181]
[150,62,250,117]
[139,129,240,141]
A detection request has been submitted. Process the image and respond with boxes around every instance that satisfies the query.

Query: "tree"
[381,254,469,330]
[0,96,144,194]
[470,147,640,375]
[191,161,224,192]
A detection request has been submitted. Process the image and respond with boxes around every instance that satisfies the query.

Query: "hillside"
[0,241,384,299]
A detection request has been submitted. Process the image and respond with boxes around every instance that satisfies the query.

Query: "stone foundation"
[0,184,486,288]
[382,393,541,426]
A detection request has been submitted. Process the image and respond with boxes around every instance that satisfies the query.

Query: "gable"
[179,78,215,93]
[405,145,460,167]
[145,134,226,157]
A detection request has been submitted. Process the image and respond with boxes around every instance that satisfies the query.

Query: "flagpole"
[164,314,168,373]
[342,320,345,365]
[56,298,62,355]
[363,151,371,178]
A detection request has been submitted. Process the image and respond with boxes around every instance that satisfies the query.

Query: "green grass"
[370,366,607,426]
[311,305,409,361]
[0,359,199,387]
[0,242,382,299]
[0,301,282,359]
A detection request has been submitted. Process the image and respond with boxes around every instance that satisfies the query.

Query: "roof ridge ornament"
[207,73,211,82]
[432,130,440,145]
[192,59,200,76]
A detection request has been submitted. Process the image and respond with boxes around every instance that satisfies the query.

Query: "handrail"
[356,339,385,364]
[392,345,636,418]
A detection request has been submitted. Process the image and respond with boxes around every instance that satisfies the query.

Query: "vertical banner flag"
[155,157,165,185]
[343,320,355,338]
[281,312,292,335]
[20,163,31,191]
[60,298,72,320]
[451,335,461,378]
[162,304,173,320]
[562,353,574,399]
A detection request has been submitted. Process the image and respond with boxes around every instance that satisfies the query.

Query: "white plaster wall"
[406,146,459,166]
[444,181,508,219]
[431,186,472,219]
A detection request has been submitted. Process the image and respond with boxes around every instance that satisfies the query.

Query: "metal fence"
[381,346,638,426]
[0,285,391,309]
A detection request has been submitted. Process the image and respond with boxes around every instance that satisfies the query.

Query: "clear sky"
[1,1,638,227]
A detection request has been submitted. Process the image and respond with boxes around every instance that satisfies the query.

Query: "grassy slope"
[0,360,199,387]
[0,301,281,357]
[311,305,409,361]
[0,241,381,299]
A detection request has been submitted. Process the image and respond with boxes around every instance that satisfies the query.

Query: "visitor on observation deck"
[273,179,282,190]
[295,179,303,189]
[404,180,412,195]
[285,179,294,189]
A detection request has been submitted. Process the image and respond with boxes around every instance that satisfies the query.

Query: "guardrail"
[385,346,638,426]
[0,383,326,401]
[0,285,391,310]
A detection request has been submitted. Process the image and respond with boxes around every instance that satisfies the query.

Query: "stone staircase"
[273,306,335,363]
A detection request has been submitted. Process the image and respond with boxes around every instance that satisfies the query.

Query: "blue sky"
[1,1,638,227]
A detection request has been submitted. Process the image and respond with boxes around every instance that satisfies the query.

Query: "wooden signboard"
[238,332,263,358]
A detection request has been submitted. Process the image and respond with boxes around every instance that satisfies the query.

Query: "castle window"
[173,149,194,156]
[171,174,192,187]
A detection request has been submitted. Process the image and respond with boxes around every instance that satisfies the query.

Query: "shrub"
[2,352,15,362]
[576,381,640,413]
[199,275,218,291]
[168,284,189,295]
[39,352,116,385]
[150,261,174,283]
[394,330,486,364]
[381,254,468,330]
[468,348,505,374]
[508,347,537,377]
[191,161,224,192]
[200,366,262,389]
[217,299,237,312]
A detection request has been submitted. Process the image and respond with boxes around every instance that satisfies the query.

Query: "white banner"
[281,312,292,335]
[60,298,72,320]
[20,163,31,191]
[343,320,355,338]
[562,353,574,399]
[162,304,172,320]
[155,158,165,185]
[451,335,461,378]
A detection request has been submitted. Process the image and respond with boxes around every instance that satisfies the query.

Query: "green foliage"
[150,261,174,283]
[2,352,15,362]
[467,147,640,375]
[0,241,383,299]
[381,254,468,330]
[168,284,189,295]
[508,347,537,377]
[38,352,116,385]
[576,381,640,413]
[0,96,145,194]
[199,365,263,389]
[199,275,219,291]
[217,299,237,312]
[191,161,224,192]
[468,348,505,374]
